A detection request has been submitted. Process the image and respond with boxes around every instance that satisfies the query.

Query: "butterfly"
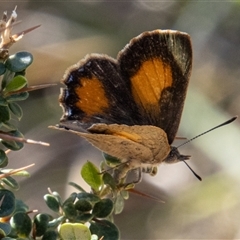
[58,29,192,182]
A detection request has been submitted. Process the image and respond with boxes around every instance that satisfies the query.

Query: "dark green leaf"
[77,193,100,204]
[52,191,62,205]
[6,92,29,102]
[0,189,15,217]
[48,216,65,228]
[5,52,33,72]
[42,230,58,240]
[1,130,24,151]
[76,213,93,223]
[0,150,8,168]
[63,192,77,206]
[15,199,29,213]
[1,121,17,130]
[90,220,120,240]
[10,212,32,238]
[103,172,117,191]
[81,161,103,191]
[0,97,7,106]
[8,102,22,120]
[92,199,113,218]
[0,228,6,238]
[75,199,92,212]
[0,222,11,236]
[14,69,26,77]
[103,153,121,165]
[44,194,60,213]
[68,182,86,192]
[1,70,14,90]
[34,213,50,237]
[0,63,6,75]
[0,105,10,122]
[2,237,17,240]
[2,176,19,190]
[63,202,77,221]
[4,75,27,93]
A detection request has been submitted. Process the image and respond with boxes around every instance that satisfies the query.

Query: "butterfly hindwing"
[66,123,170,165]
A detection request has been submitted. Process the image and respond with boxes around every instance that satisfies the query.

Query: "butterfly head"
[164,146,190,163]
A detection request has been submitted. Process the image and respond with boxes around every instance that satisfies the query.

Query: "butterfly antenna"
[178,116,237,181]
[178,116,237,149]
[182,160,202,181]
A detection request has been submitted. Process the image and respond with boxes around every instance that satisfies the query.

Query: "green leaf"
[4,75,27,93]
[44,194,60,213]
[0,189,15,217]
[34,213,50,237]
[8,102,23,120]
[121,189,129,200]
[1,130,24,151]
[10,212,32,238]
[81,161,103,191]
[1,168,30,177]
[0,105,10,122]
[91,234,99,240]
[0,150,8,168]
[90,220,120,240]
[59,223,91,240]
[6,92,29,102]
[92,199,113,218]
[114,194,125,215]
[5,52,33,72]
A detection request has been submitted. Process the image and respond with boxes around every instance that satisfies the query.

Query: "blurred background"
[1,1,240,239]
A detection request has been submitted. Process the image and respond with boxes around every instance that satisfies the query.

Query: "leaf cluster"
[0,49,41,239]
[0,7,135,240]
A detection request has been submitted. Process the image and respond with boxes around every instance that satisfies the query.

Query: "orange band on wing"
[111,131,141,142]
[131,58,173,107]
[75,76,109,116]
